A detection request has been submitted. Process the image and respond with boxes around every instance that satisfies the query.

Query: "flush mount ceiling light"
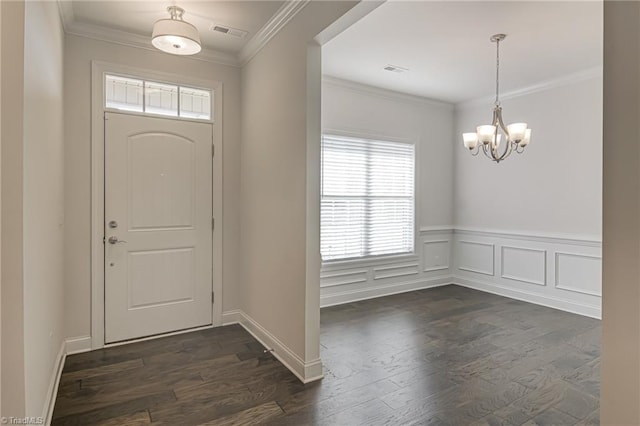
[152,6,201,56]
[462,34,531,163]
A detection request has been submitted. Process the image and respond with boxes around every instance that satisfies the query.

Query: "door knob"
[108,236,127,244]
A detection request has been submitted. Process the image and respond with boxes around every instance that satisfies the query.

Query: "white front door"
[104,112,213,343]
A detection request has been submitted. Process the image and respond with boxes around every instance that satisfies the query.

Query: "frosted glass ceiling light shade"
[152,6,201,56]
[462,34,532,163]
[463,133,479,150]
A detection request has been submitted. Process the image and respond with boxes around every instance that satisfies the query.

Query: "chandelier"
[462,34,531,163]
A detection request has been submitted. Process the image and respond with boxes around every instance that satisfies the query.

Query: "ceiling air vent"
[383,64,409,73]
[210,24,248,39]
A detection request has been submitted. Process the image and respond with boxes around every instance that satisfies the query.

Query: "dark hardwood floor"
[52,285,601,425]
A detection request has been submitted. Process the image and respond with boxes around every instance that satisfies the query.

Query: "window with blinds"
[321,134,415,261]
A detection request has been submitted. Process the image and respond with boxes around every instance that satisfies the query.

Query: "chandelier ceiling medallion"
[152,6,202,56]
[462,34,531,163]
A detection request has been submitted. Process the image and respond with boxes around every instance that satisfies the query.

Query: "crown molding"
[456,66,603,110]
[57,0,75,32]
[64,21,240,67]
[322,75,454,110]
[238,0,310,66]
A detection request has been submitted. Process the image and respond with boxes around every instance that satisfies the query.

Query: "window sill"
[321,253,419,272]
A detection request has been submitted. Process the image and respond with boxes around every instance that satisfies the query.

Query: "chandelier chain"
[495,38,500,107]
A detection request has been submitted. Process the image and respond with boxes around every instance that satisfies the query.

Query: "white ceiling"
[63,0,284,54]
[322,1,603,104]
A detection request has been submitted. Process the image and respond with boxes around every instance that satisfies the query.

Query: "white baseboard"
[43,341,66,425]
[222,309,243,326]
[453,276,601,319]
[43,336,93,423]
[320,276,451,308]
[222,309,322,383]
[65,336,92,355]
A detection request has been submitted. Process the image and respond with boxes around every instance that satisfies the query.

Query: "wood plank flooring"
[52,285,601,425]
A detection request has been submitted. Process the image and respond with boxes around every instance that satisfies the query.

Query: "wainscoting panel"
[373,263,419,280]
[458,240,495,276]
[320,227,601,318]
[320,228,453,307]
[501,246,547,286]
[320,270,368,288]
[555,252,602,296]
[452,229,601,318]
[423,240,450,272]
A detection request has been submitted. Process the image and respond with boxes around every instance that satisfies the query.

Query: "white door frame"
[90,60,223,350]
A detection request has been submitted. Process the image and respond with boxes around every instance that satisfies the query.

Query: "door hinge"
[212,291,215,304]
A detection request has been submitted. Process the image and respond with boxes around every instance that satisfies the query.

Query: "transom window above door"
[321,134,416,262]
[105,74,211,120]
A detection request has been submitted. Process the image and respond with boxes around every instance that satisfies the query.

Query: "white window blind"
[321,134,415,261]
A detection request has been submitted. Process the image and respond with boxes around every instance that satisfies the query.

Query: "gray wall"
[0,0,66,417]
[240,1,357,367]
[1,0,26,417]
[454,76,603,238]
[23,0,66,416]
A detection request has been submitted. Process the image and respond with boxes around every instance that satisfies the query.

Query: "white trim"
[500,245,547,287]
[419,226,455,234]
[320,269,368,289]
[222,310,243,326]
[56,0,74,32]
[373,263,419,280]
[43,341,66,425]
[454,227,601,247]
[422,266,449,273]
[65,336,92,355]
[222,310,323,383]
[322,253,419,272]
[453,275,601,319]
[323,76,454,110]
[320,276,451,308]
[239,0,310,66]
[91,61,223,350]
[456,66,603,109]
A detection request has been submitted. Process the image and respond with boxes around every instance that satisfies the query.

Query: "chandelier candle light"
[462,34,531,163]
[152,6,202,56]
